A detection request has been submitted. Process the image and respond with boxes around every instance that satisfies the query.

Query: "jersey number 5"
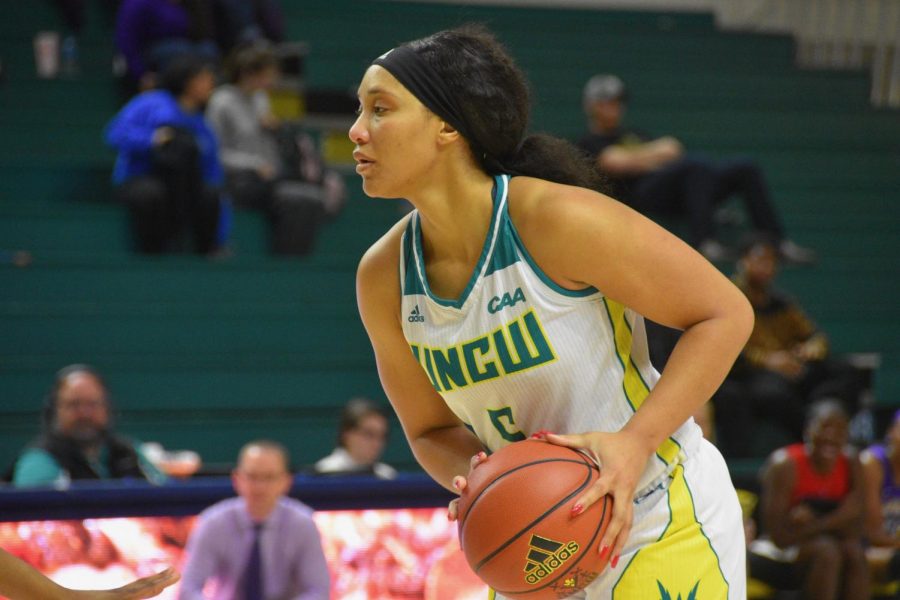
[488,406,526,442]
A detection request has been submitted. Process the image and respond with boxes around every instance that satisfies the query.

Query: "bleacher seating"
[1,0,898,473]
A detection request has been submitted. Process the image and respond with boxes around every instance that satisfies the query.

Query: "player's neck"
[412,163,495,266]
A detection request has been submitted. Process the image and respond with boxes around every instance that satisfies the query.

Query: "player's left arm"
[509,177,753,562]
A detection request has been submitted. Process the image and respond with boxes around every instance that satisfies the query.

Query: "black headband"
[372,46,476,145]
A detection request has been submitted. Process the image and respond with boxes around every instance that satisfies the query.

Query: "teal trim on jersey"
[402,218,425,296]
[411,175,506,308]
[484,198,521,277]
[506,207,597,298]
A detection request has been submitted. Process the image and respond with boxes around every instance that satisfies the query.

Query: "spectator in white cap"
[577,73,815,264]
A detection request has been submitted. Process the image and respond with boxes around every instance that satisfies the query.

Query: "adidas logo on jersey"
[408,305,425,323]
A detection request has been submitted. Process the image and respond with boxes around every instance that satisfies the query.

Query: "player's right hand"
[543,429,650,570]
[447,451,488,521]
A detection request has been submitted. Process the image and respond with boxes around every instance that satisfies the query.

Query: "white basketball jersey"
[399,174,700,493]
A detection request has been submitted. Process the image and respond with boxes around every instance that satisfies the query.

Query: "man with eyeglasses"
[179,441,330,600]
[10,364,166,487]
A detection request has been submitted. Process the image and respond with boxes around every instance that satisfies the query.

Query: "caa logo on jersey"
[408,305,425,323]
[488,287,526,314]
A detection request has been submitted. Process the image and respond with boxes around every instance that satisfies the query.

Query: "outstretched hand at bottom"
[78,568,181,600]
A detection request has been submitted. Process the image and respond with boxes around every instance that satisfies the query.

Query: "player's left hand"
[541,430,652,569]
[447,451,489,522]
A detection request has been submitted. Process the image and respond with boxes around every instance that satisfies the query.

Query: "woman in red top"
[759,399,868,599]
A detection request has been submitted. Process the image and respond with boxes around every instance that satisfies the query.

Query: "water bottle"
[61,35,79,78]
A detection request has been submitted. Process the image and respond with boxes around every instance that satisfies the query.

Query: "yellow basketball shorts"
[492,437,747,600]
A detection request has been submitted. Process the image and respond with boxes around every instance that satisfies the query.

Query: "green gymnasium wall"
[1,1,898,474]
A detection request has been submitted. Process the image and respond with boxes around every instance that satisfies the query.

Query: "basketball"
[456,439,613,599]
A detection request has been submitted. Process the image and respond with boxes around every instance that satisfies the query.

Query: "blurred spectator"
[751,400,869,599]
[314,398,396,479]
[212,0,284,56]
[51,0,122,75]
[206,41,345,255]
[0,547,178,600]
[0,249,33,267]
[115,0,218,93]
[179,440,329,600]
[715,233,866,457]
[105,54,224,255]
[861,411,900,588]
[9,364,166,487]
[577,73,816,264]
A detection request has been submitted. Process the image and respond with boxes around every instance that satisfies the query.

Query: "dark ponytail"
[407,25,605,191]
[483,133,605,192]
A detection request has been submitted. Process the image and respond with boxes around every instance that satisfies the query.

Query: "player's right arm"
[356,219,485,492]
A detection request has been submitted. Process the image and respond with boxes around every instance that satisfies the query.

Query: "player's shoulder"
[506,175,624,269]
[508,176,616,228]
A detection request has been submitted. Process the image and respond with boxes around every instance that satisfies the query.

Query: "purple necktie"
[244,523,264,600]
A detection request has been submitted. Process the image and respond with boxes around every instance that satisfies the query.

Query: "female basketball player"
[353,25,752,598]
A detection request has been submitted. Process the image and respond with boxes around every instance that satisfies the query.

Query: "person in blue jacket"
[106,54,223,254]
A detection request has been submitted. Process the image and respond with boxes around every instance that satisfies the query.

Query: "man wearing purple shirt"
[179,441,330,600]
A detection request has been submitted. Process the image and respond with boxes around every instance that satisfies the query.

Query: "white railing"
[403,0,900,108]
[717,0,900,108]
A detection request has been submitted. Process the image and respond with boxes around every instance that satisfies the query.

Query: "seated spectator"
[206,41,345,255]
[577,74,815,264]
[714,233,866,457]
[314,398,396,479]
[10,364,166,487]
[105,54,223,255]
[115,0,219,93]
[0,546,178,600]
[861,411,900,587]
[180,440,330,600]
[752,399,869,599]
